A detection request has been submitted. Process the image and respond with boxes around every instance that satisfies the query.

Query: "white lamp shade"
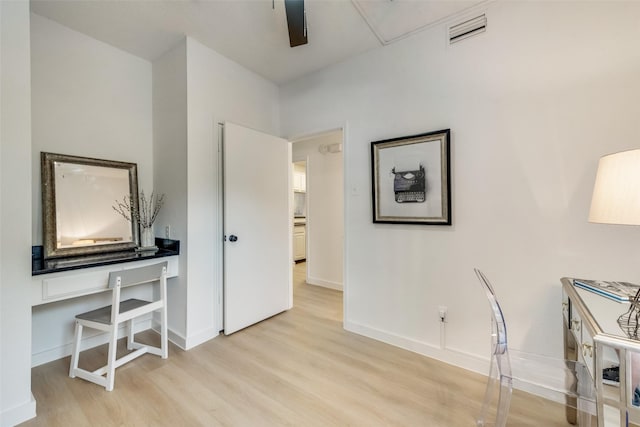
[589,149,640,225]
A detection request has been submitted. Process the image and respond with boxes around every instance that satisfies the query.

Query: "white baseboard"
[31,315,218,367]
[0,393,36,427]
[167,325,218,351]
[183,327,219,350]
[166,327,187,350]
[307,276,343,291]
[31,317,153,367]
[344,320,580,406]
[344,319,489,375]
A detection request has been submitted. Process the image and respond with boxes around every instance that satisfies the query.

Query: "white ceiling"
[30,0,486,85]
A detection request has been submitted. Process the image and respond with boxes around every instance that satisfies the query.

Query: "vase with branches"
[113,190,165,249]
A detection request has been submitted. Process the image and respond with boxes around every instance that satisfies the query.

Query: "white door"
[223,122,292,335]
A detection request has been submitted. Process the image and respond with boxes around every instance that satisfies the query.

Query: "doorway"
[293,160,307,264]
[291,129,344,292]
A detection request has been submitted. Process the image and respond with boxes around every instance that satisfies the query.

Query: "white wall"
[31,13,154,242]
[292,132,344,290]
[0,1,36,425]
[30,14,154,365]
[280,1,640,371]
[152,40,188,345]
[152,37,280,348]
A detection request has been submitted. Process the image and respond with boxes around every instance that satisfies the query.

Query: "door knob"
[229,235,238,242]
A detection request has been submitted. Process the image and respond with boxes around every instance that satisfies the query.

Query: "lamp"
[589,149,640,339]
[589,149,640,225]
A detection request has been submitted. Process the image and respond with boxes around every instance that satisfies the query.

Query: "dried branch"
[113,195,137,223]
[112,190,164,229]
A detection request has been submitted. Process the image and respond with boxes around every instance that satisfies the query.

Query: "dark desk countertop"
[32,238,180,276]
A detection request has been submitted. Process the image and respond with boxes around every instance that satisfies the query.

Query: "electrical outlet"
[165,225,171,239]
[438,306,448,323]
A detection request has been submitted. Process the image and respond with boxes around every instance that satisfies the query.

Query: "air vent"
[449,14,486,44]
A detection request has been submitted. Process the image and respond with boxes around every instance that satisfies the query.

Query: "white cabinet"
[293,224,306,261]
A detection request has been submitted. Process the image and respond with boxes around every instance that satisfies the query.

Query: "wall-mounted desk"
[562,277,640,427]
[31,239,179,306]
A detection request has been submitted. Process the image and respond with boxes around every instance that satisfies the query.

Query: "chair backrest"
[107,261,168,325]
[108,261,168,289]
[475,268,508,354]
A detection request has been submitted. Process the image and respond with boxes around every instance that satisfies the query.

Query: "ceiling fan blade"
[284,0,307,47]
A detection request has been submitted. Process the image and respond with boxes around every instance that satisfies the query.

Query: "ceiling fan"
[283,0,307,47]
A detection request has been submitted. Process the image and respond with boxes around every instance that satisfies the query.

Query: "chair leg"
[69,320,83,378]
[105,327,118,391]
[477,354,498,427]
[160,305,168,359]
[576,362,595,427]
[495,374,512,427]
[127,318,134,350]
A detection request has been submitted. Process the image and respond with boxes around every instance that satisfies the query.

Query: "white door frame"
[215,121,348,331]
[216,121,224,333]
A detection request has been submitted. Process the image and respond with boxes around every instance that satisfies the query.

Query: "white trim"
[288,127,343,144]
[0,394,36,427]
[343,319,575,406]
[149,320,190,351]
[287,143,294,310]
[166,327,187,350]
[340,122,349,330]
[215,119,224,333]
[31,318,219,368]
[307,276,342,291]
[182,326,219,350]
[303,157,309,273]
[344,319,489,375]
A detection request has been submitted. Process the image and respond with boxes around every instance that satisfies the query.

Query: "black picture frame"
[371,129,451,225]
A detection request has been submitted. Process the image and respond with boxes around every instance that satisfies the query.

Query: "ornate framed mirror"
[41,152,140,259]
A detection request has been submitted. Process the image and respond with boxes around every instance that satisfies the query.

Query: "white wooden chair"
[69,261,168,391]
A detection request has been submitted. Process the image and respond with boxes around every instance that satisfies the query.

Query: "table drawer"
[580,327,595,380]
[571,307,583,346]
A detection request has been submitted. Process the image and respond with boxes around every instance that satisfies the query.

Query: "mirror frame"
[41,152,140,259]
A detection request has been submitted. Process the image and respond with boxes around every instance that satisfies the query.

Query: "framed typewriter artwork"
[371,129,451,225]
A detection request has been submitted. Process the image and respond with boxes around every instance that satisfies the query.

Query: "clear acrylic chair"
[475,268,596,427]
[475,268,512,427]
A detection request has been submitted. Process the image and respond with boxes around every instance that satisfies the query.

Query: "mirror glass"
[41,152,139,259]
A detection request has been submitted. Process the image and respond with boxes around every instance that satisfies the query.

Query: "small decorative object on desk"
[113,190,165,253]
[573,279,640,302]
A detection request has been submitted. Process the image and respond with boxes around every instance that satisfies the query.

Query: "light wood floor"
[23,262,575,426]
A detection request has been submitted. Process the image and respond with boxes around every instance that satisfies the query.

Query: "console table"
[562,277,640,427]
